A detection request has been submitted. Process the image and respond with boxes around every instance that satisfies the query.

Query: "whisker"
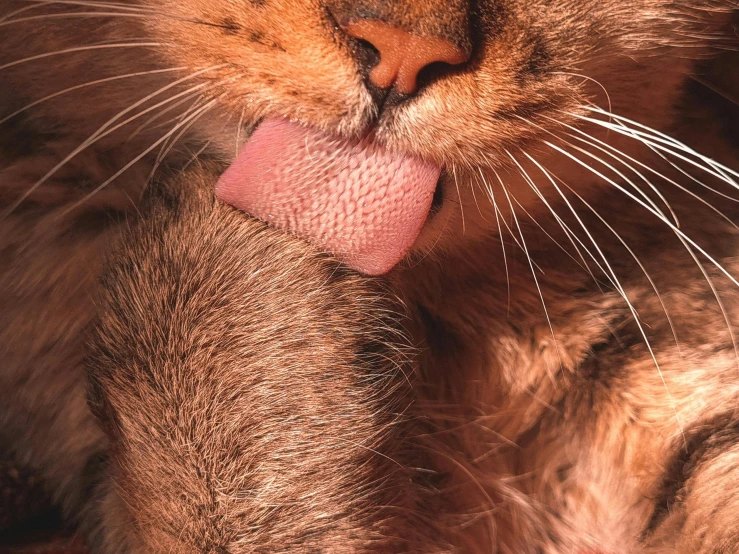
[477,161,543,273]
[560,171,739,393]
[513,194,604,284]
[545,134,739,414]
[511,153,609,292]
[576,107,739,183]
[519,114,676,225]
[542,165,684,353]
[12,0,248,29]
[451,163,466,234]
[476,167,511,312]
[60,97,220,216]
[544,141,739,291]
[125,93,205,142]
[549,115,739,373]
[502,151,564,380]
[564,140,676,224]
[0,67,187,126]
[144,96,207,185]
[2,66,224,218]
[544,106,739,370]
[20,0,160,13]
[527,149,686,444]
[551,71,612,115]
[582,111,739,203]
[468,174,487,221]
[511,146,605,265]
[179,107,237,173]
[588,116,739,185]
[0,11,151,26]
[235,106,246,159]
[0,42,160,72]
[689,74,739,108]
[541,115,739,228]
[181,140,211,173]
[0,1,58,23]
[144,84,235,187]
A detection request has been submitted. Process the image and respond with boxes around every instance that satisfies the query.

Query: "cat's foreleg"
[643,427,739,553]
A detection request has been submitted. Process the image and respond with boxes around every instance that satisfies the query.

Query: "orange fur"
[1,1,739,552]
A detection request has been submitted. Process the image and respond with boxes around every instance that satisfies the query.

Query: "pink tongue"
[215,118,441,275]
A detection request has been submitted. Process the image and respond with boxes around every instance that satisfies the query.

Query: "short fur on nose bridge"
[344,20,468,95]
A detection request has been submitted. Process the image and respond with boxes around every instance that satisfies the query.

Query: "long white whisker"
[511,153,609,292]
[577,111,739,204]
[60,98,219,216]
[1,0,153,23]
[545,141,739,291]
[690,74,739,109]
[469,173,487,221]
[2,66,224,218]
[20,0,160,13]
[543,167,683,352]
[0,67,186,126]
[0,11,150,26]
[477,168,510,311]
[0,1,58,22]
[584,106,739,182]
[144,83,235,187]
[180,140,212,173]
[504,150,564,376]
[477,157,542,272]
[598,116,738,185]
[125,93,205,142]
[542,116,739,229]
[559,174,739,386]
[518,114,675,225]
[2,7,237,29]
[538,118,739,372]
[144,97,206,185]
[551,71,612,114]
[452,163,466,234]
[527,150,686,444]
[571,111,739,185]
[0,42,159,72]
[507,156,598,279]
[235,106,246,159]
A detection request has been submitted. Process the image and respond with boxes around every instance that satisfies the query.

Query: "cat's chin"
[215,117,443,275]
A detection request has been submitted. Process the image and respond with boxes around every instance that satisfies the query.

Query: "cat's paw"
[84,167,443,553]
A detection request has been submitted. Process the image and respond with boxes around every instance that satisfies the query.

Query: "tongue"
[215,118,441,275]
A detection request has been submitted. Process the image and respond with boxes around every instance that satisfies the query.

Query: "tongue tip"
[216,117,441,275]
[342,253,403,276]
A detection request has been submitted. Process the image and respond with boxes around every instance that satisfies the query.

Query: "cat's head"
[3,0,734,272]
[136,0,734,272]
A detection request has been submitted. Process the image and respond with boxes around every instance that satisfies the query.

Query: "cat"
[2,0,739,552]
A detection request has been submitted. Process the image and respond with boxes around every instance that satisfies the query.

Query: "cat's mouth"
[215,117,441,275]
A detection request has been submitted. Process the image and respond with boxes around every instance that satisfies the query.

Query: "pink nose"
[343,20,469,95]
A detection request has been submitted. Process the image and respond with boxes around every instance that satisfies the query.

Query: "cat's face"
[151,0,709,156]
[138,0,729,271]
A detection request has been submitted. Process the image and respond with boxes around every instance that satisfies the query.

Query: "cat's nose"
[343,20,469,96]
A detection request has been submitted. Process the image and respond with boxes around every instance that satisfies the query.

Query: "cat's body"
[2,0,739,552]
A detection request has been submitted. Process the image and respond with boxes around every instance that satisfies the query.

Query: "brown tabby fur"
[2,0,739,552]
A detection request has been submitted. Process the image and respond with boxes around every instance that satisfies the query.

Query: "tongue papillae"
[215,118,441,275]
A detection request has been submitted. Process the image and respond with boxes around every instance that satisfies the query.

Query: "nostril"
[355,38,379,57]
[415,60,466,93]
[346,35,381,78]
[343,20,469,96]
